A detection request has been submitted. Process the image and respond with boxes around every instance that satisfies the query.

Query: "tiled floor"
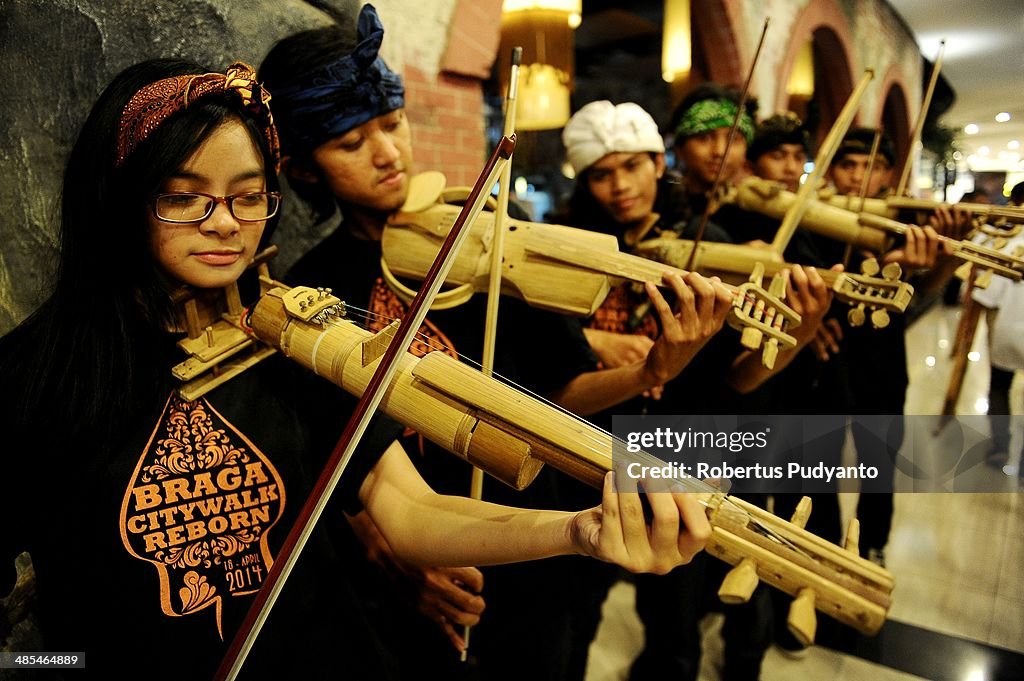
[583,300,1024,681]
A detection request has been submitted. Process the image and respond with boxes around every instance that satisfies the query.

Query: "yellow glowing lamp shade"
[662,0,691,82]
[503,0,582,26]
[516,63,571,130]
[787,41,815,97]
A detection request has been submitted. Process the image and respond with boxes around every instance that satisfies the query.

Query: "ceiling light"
[662,0,693,84]
[995,112,1011,123]
[978,146,990,156]
[964,123,979,135]
[1009,140,1020,150]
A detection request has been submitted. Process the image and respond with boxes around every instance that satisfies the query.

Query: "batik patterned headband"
[115,61,281,172]
[271,3,405,155]
[674,98,755,146]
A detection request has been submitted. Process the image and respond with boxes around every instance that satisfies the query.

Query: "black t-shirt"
[0,323,402,679]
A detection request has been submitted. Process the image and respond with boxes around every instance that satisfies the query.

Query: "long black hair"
[0,58,281,441]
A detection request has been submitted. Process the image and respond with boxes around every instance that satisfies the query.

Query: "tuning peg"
[719,557,759,604]
[761,338,779,370]
[742,327,764,352]
[788,588,817,646]
[739,292,764,351]
[748,261,766,288]
[880,262,902,281]
[975,269,993,289]
[860,258,880,277]
[870,309,891,329]
[790,496,812,528]
[845,517,861,554]
[848,305,867,327]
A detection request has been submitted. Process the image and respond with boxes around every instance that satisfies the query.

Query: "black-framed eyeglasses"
[152,191,281,223]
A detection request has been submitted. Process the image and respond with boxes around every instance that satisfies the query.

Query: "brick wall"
[404,66,488,188]
[398,0,503,188]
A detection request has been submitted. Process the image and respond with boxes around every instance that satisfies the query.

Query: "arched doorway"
[775,0,858,148]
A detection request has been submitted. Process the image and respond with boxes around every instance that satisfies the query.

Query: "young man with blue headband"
[259,6,734,680]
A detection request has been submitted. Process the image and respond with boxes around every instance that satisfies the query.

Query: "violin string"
[333,303,808,555]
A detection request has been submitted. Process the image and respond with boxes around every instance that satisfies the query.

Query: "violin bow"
[459,45,523,660]
[842,127,883,268]
[213,135,516,681]
[686,17,770,270]
[770,68,875,253]
[895,40,945,199]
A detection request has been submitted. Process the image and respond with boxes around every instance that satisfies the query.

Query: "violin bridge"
[362,319,400,366]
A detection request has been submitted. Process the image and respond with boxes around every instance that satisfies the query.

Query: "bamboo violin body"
[726,177,1024,283]
[632,235,914,330]
[245,284,894,641]
[384,175,913,331]
[725,176,893,252]
[384,174,803,369]
[820,191,1024,227]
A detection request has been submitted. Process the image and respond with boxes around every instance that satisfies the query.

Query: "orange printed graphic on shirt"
[119,394,285,639]
[368,278,458,359]
[588,281,660,339]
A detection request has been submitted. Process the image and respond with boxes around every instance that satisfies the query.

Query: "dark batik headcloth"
[115,61,281,172]
[272,3,405,155]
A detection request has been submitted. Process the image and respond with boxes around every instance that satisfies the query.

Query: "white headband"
[562,100,665,174]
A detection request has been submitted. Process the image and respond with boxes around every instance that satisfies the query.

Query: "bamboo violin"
[630,234,913,330]
[238,283,894,645]
[383,172,913,338]
[724,177,1024,283]
[383,173,808,369]
[820,190,1024,227]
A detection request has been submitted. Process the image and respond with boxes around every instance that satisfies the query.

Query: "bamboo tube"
[246,284,894,636]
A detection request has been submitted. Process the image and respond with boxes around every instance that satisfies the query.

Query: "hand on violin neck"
[883,224,940,269]
[568,471,710,574]
[785,264,838,347]
[641,271,733,385]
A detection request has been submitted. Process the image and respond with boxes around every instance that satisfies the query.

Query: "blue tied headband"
[274,4,405,155]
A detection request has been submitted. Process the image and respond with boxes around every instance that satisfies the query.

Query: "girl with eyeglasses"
[0,58,710,678]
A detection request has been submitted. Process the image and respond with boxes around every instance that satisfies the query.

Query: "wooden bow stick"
[771,68,875,253]
[687,17,769,269]
[213,136,515,681]
[895,40,944,198]
[459,45,523,661]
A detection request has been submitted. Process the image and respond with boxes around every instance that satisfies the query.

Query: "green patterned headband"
[674,98,755,145]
